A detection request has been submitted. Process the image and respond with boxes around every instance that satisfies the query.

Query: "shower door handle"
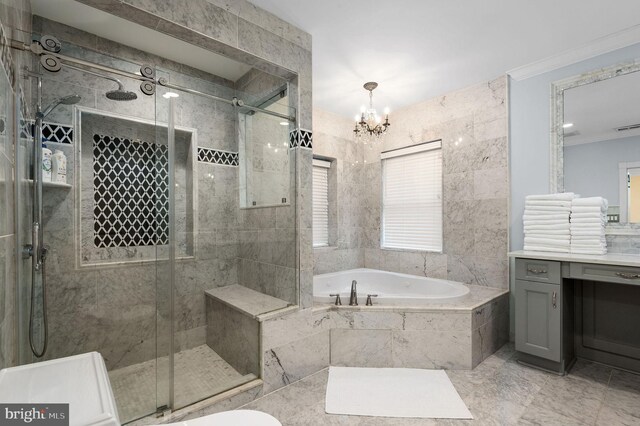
[32,222,41,270]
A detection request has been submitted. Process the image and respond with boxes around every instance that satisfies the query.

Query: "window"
[381,141,443,251]
[312,158,331,247]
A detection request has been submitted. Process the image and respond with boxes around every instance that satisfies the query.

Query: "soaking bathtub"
[313,268,470,305]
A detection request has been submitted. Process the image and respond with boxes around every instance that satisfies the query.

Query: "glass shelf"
[26,179,72,189]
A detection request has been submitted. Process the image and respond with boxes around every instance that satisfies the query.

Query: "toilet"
[161,410,282,426]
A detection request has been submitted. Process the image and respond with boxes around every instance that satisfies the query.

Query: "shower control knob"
[139,64,155,79]
[39,35,61,53]
[40,54,61,72]
[140,81,155,96]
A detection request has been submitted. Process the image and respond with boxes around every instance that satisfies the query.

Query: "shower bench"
[204,285,294,379]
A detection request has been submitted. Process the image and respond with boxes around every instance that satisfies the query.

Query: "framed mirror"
[551,59,640,233]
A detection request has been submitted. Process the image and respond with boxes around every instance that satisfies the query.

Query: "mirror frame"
[550,58,640,234]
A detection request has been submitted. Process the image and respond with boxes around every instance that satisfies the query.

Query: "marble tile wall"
[312,78,508,289]
[312,109,365,274]
[362,76,509,289]
[0,0,31,370]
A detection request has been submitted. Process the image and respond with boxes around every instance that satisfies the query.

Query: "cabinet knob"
[552,291,557,309]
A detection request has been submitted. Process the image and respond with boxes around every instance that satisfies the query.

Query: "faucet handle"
[366,294,379,306]
[329,294,342,305]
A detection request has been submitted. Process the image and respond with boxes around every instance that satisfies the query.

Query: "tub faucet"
[349,280,358,306]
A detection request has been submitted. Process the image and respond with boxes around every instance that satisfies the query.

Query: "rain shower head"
[64,63,138,102]
[106,87,138,101]
[39,94,81,118]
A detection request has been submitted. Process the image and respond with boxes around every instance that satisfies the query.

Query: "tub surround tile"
[392,329,472,369]
[330,329,392,368]
[262,331,329,393]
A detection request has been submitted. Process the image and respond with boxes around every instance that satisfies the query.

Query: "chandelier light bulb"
[360,105,366,113]
[384,107,390,115]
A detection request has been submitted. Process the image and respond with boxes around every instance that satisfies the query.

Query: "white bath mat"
[325,366,472,419]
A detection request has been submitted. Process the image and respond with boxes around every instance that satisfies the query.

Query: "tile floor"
[240,344,640,425]
[110,345,256,422]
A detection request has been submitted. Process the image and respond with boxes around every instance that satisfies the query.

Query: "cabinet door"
[515,279,561,361]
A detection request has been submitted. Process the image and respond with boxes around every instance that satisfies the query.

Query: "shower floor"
[108,344,257,422]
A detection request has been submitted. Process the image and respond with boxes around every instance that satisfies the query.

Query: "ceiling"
[249,0,640,118]
[31,0,252,82]
[564,70,640,146]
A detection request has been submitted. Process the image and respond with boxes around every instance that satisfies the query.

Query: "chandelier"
[353,81,390,142]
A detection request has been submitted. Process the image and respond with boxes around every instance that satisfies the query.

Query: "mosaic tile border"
[42,122,73,144]
[289,128,312,149]
[197,147,239,166]
[19,120,73,143]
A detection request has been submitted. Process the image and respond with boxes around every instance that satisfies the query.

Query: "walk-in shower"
[8,15,298,423]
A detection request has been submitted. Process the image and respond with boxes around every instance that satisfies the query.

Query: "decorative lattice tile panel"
[289,128,312,149]
[18,118,32,139]
[42,122,73,144]
[93,134,169,248]
[197,147,239,166]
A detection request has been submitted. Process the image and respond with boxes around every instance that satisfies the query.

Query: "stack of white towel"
[523,193,575,253]
[570,197,608,255]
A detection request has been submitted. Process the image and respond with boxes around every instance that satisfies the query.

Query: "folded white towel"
[570,218,606,224]
[525,206,571,212]
[570,223,605,229]
[525,232,571,239]
[524,238,570,248]
[572,197,608,208]
[571,245,607,251]
[571,235,606,242]
[525,200,572,208]
[570,248,607,255]
[571,231,606,238]
[571,205,607,213]
[570,212,606,219]
[526,193,576,201]
[524,224,571,230]
[522,210,569,220]
[524,245,570,253]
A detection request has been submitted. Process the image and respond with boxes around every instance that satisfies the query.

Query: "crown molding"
[508,24,640,81]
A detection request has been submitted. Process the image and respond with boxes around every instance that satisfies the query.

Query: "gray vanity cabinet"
[515,279,561,361]
[514,258,572,374]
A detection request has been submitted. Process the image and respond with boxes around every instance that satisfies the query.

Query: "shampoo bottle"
[51,149,67,184]
[42,144,52,183]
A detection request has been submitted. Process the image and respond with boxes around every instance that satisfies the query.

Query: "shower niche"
[76,108,196,266]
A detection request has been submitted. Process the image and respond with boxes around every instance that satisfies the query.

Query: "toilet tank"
[0,352,120,426]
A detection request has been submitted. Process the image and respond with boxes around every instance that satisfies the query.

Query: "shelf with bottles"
[26,179,72,189]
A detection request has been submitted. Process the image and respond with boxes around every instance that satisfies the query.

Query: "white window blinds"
[381,141,443,251]
[312,159,331,247]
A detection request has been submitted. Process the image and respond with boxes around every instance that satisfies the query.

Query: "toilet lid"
[160,410,281,426]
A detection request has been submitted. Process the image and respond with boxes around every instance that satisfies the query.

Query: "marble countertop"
[509,250,640,267]
[205,285,290,319]
[313,284,508,313]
